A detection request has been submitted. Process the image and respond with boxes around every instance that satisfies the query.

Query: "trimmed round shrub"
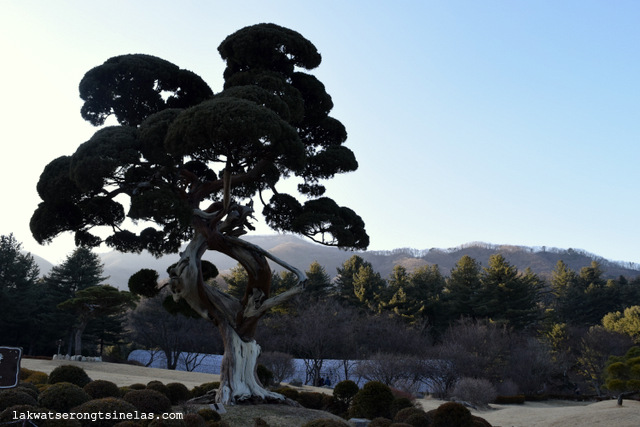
[394,407,428,424]
[0,390,37,411]
[191,381,219,398]
[15,383,39,399]
[183,413,207,427]
[349,381,395,419]
[19,367,36,380]
[21,369,49,385]
[147,380,171,398]
[405,414,431,427]
[369,418,393,427]
[297,391,326,409]
[272,386,300,400]
[71,397,138,427]
[196,407,221,422]
[257,364,274,387]
[390,397,414,418]
[430,402,473,427]
[84,379,121,399]
[38,382,91,412]
[48,365,91,387]
[472,415,493,427]
[166,382,191,404]
[123,389,172,414]
[333,380,358,404]
[129,383,147,390]
[301,419,349,427]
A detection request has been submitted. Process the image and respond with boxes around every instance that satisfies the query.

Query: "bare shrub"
[355,352,421,393]
[414,358,458,398]
[451,377,497,406]
[259,351,295,384]
[437,318,510,384]
[506,337,558,395]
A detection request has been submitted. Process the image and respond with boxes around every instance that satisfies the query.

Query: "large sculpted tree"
[30,23,368,404]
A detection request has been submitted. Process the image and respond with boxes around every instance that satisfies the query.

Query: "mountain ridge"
[29,235,640,289]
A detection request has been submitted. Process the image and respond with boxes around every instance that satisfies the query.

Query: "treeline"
[0,234,133,356]
[231,253,640,396]
[3,232,640,398]
[231,252,640,338]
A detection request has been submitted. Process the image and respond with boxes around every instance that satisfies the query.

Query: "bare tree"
[355,352,422,393]
[435,318,511,392]
[506,336,559,395]
[576,326,633,396]
[128,290,221,369]
[289,299,350,386]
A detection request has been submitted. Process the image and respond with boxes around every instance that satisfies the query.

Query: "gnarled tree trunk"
[168,207,306,404]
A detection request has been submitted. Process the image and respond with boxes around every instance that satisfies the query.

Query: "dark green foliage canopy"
[79,54,213,127]
[58,285,135,320]
[31,23,368,257]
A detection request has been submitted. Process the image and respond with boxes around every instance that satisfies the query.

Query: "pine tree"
[304,261,332,301]
[477,254,542,330]
[43,247,109,354]
[334,255,368,305]
[353,264,386,312]
[0,234,41,351]
[445,255,482,320]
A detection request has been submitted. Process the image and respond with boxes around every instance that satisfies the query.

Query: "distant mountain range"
[29,235,640,290]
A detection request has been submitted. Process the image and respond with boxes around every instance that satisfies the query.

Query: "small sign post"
[0,346,22,388]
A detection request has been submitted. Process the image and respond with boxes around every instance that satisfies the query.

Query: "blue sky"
[1,1,639,265]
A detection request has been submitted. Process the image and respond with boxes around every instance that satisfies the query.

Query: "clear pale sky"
[1,1,639,265]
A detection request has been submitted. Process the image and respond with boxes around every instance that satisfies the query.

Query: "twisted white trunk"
[169,212,307,404]
[218,323,284,404]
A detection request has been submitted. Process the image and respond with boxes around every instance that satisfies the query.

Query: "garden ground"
[22,358,640,427]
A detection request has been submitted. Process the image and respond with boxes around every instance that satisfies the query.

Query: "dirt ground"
[21,358,640,427]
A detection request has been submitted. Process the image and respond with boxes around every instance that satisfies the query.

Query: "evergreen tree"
[381,265,412,317]
[58,285,135,356]
[303,261,332,300]
[387,265,411,292]
[410,264,447,333]
[334,255,368,305]
[45,247,107,295]
[224,264,249,300]
[0,234,42,352]
[42,248,109,354]
[353,264,386,312]
[271,270,299,296]
[31,23,368,403]
[602,306,640,343]
[578,262,620,326]
[445,255,482,321]
[477,254,542,330]
[550,260,583,324]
